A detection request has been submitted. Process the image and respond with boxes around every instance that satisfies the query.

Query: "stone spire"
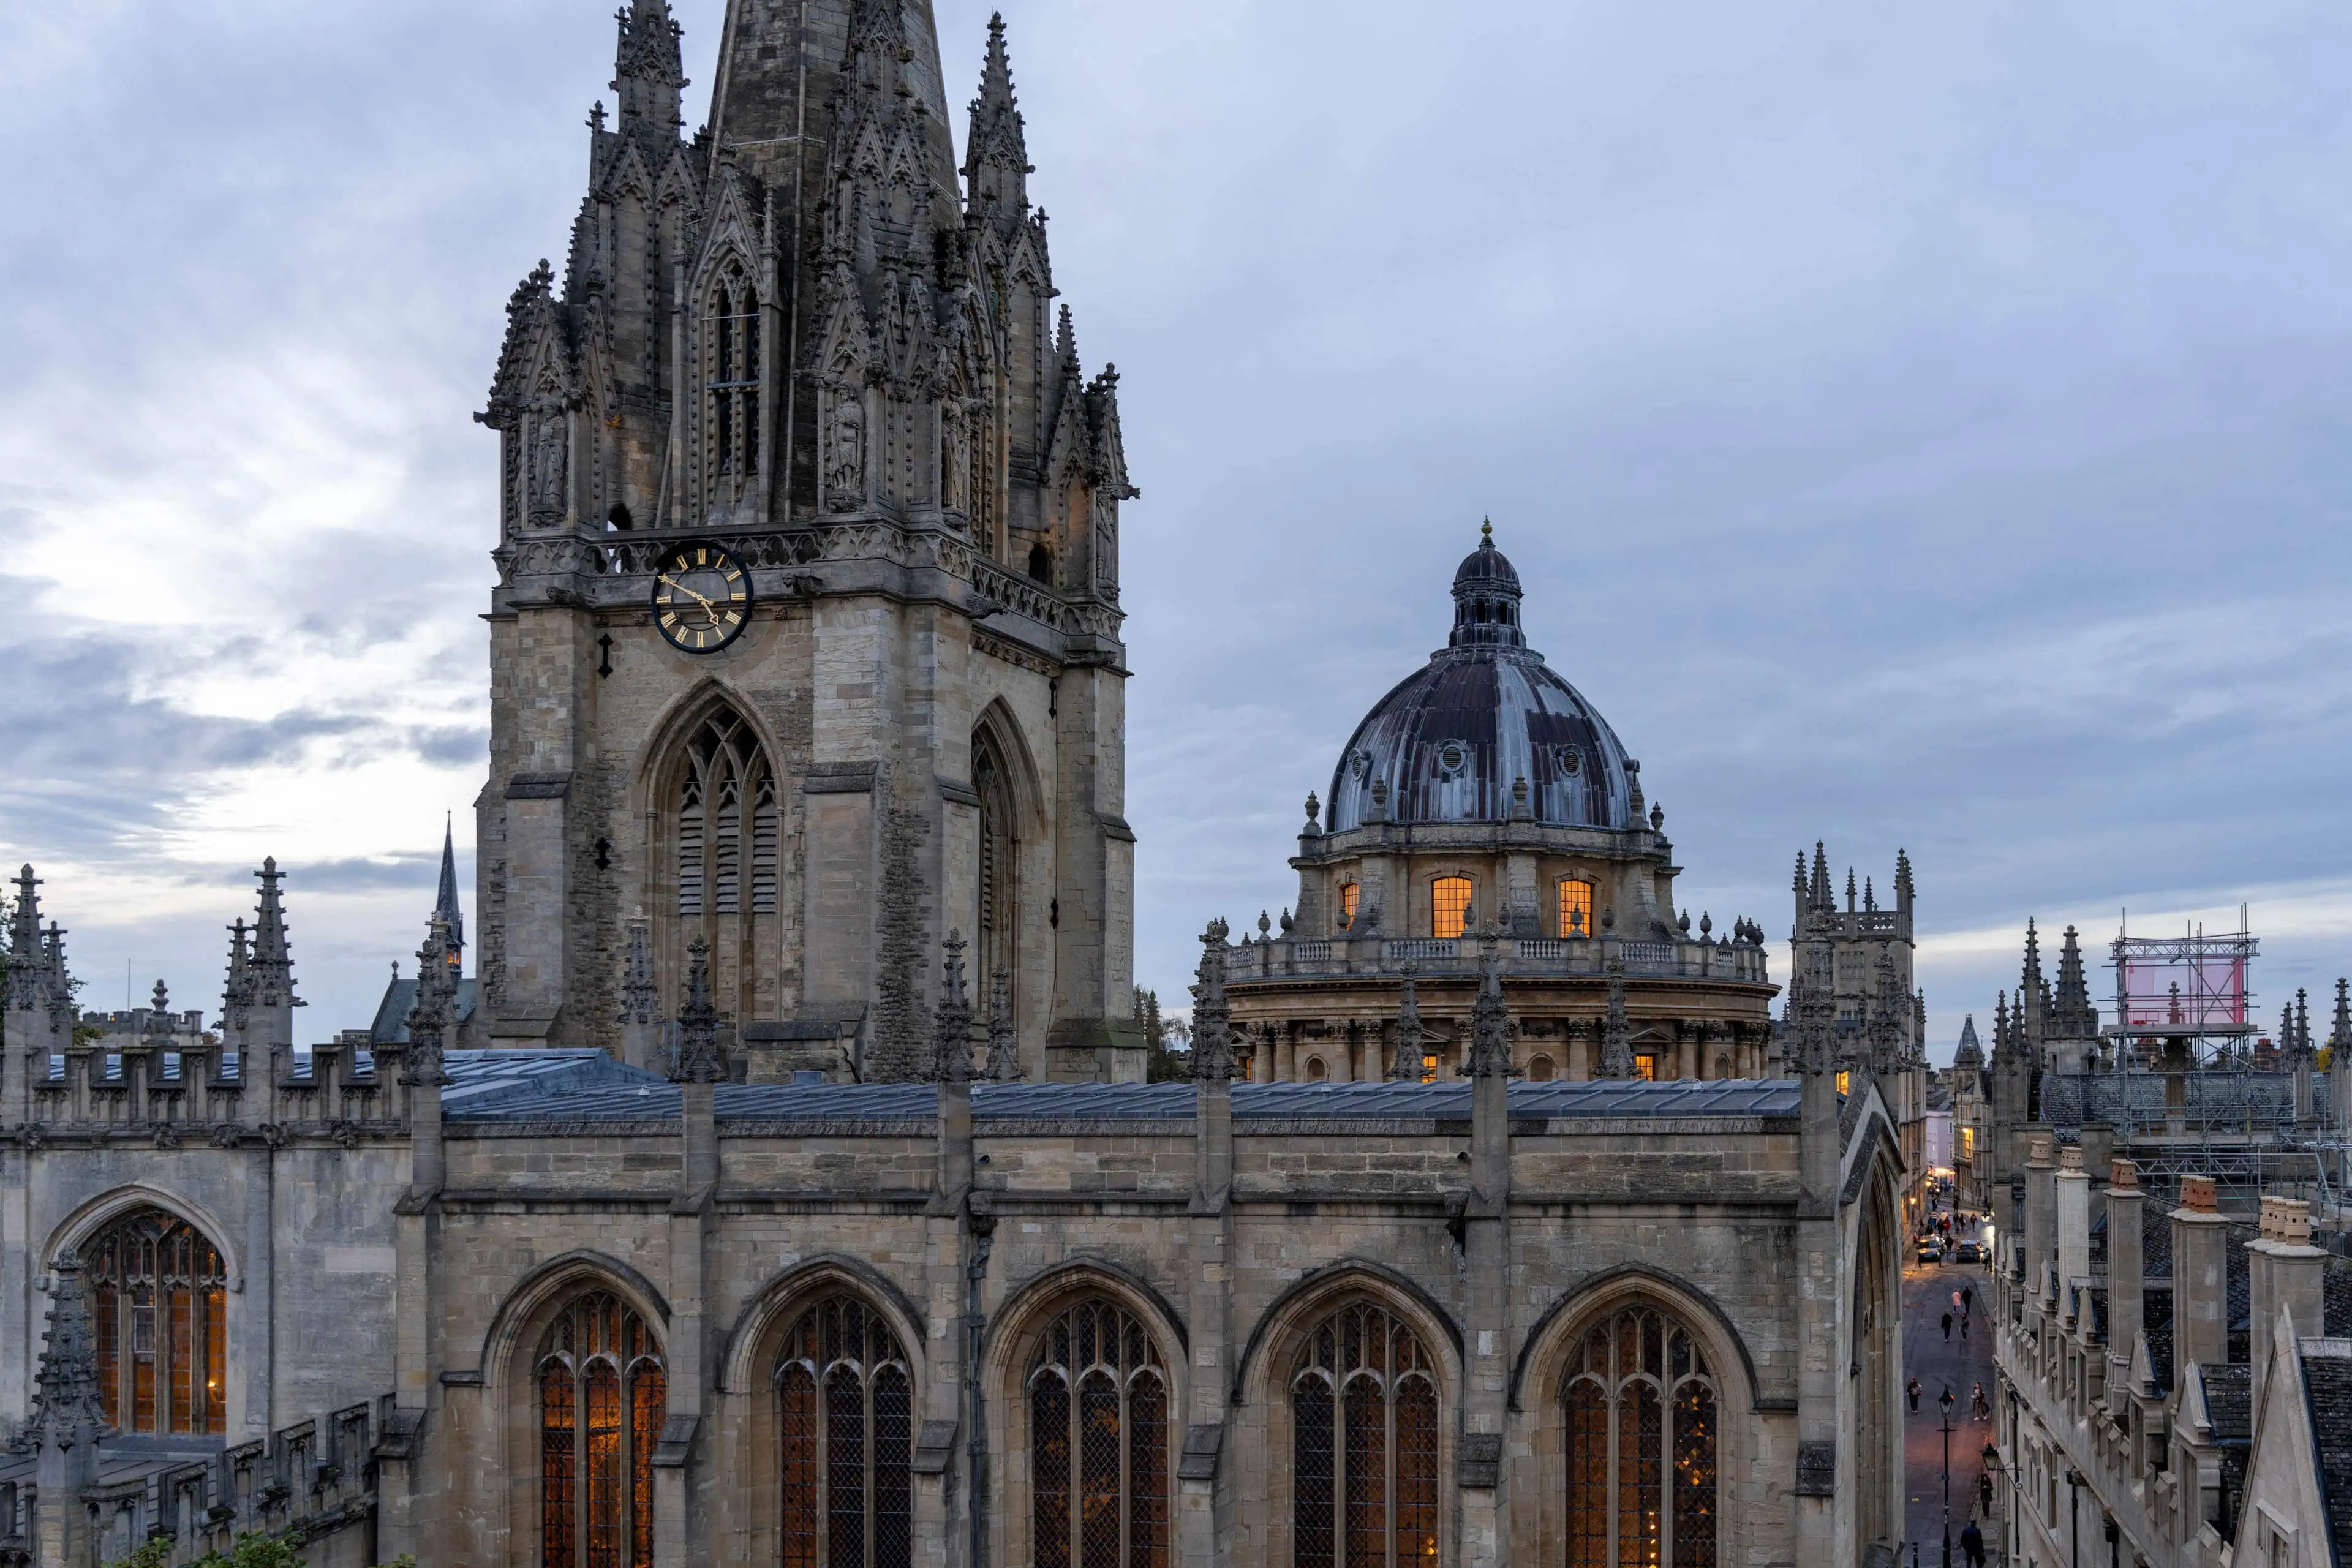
[2288,988,2316,1065]
[1868,948,1905,1073]
[930,932,976,1085]
[619,917,657,1027]
[433,816,466,973]
[1811,842,1833,913]
[2332,978,2351,1056]
[219,918,253,1036]
[1790,933,1838,1079]
[249,858,296,1010]
[2052,924,2097,1039]
[1894,848,1915,912]
[23,1249,110,1451]
[6,864,67,1024]
[985,966,1021,1082]
[963,12,1030,237]
[610,0,685,140]
[1953,1014,1983,1071]
[1388,963,1425,1080]
[1190,919,1238,1082]
[1596,948,1636,1080]
[401,913,457,1088]
[670,935,728,1084]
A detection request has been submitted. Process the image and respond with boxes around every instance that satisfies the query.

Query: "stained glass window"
[1431,878,1473,941]
[1564,1306,1717,1568]
[772,1293,914,1568]
[1028,1300,1169,1568]
[537,1291,664,1568]
[85,1208,227,1435]
[1290,1302,1439,1567]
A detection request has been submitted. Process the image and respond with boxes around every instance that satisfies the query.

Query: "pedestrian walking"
[1972,1382,1989,1421]
[1961,1521,1985,1568]
[1942,1311,1953,1341]
[1961,1314,1969,1340]
[1963,1284,1975,1316]
[1907,1376,1921,1411]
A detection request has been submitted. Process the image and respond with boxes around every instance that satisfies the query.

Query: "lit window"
[1291,1301,1438,1567]
[777,1295,912,1568]
[537,1291,665,1567]
[1421,1053,1440,1085]
[86,1208,228,1436]
[1633,1055,1657,1082]
[1566,1305,1718,1568]
[1836,1071,1850,1096]
[1431,878,1472,940]
[1558,880,1594,938]
[1028,1300,1168,1568]
[1337,884,1360,930]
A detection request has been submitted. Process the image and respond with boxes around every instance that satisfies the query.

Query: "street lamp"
[1940,1387,1958,1568]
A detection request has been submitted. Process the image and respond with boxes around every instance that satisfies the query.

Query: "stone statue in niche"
[825,388,865,511]
[943,399,973,517]
[527,390,569,522]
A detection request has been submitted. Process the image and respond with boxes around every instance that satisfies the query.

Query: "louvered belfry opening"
[705,266,762,496]
[1290,1300,1439,1568]
[535,1291,666,1568]
[1028,1300,1170,1568]
[1564,1305,1719,1568]
[666,705,781,1026]
[776,1294,914,1568]
[973,724,1018,1015]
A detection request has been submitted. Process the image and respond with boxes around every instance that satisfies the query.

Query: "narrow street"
[1902,1210,1996,1567]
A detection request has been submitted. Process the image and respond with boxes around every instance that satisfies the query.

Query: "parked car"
[1954,1240,1984,1264]
[1916,1239,1945,1264]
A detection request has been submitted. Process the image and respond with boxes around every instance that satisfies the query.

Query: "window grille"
[1028,1300,1169,1568]
[1431,878,1472,940]
[707,281,761,478]
[1559,880,1595,938]
[752,771,779,914]
[1564,1306,1717,1568]
[86,1208,227,1435]
[774,1293,914,1568]
[1290,1301,1439,1567]
[1337,884,1360,930]
[537,1292,664,1567]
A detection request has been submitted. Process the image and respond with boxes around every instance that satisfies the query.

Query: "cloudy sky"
[4,1,2350,1057]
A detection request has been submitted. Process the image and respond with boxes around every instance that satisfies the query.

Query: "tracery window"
[708,277,761,478]
[674,710,777,920]
[1431,878,1472,941]
[86,1208,227,1434]
[538,1291,666,1568]
[1028,1299,1169,1568]
[1559,880,1595,938]
[777,1294,913,1568]
[1565,1305,1717,1568]
[1291,1300,1439,1568]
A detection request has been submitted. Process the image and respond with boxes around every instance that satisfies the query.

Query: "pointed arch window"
[1028,1300,1169,1568]
[1291,1300,1439,1568]
[673,710,777,921]
[86,1208,227,1435]
[973,725,1019,1002]
[1564,1305,1717,1568]
[707,275,762,478]
[777,1294,913,1568]
[538,1291,665,1568]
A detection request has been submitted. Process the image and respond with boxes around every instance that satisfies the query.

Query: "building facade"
[0,3,1914,1565]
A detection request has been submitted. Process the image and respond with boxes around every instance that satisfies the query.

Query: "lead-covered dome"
[1325,526,1635,832]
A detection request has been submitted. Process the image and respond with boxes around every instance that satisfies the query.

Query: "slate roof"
[437,1054,1803,1126]
[2038,1071,2294,1133]
[369,978,480,1045]
[2144,1202,2174,1280]
[2203,1362,2253,1542]
[2301,1353,2352,1568]
[2144,1286,2175,1393]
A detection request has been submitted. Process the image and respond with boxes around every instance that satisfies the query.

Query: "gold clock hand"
[658,575,718,611]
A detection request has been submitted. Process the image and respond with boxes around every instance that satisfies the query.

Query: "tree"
[1136,989,1191,1082]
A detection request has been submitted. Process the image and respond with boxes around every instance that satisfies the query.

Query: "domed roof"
[1325,526,1635,834]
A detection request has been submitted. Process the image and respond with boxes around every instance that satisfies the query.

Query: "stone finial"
[23,1248,111,1452]
[1191,919,1238,1082]
[620,916,658,1026]
[985,966,1021,1082]
[2260,1194,2313,1245]
[1389,963,1425,1081]
[2180,1174,2218,1213]
[930,932,977,1085]
[2111,1158,2139,1190]
[2332,978,2351,1054]
[249,857,296,1007]
[1699,911,1712,940]
[671,935,728,1084]
[1257,910,1272,937]
[220,917,254,1030]
[1468,924,1515,1079]
[1303,792,1321,832]
[401,912,458,1087]
[1650,802,1665,831]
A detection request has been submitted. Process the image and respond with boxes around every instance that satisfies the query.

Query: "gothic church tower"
[476,1,1137,1079]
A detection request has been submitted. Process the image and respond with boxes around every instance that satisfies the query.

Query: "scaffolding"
[2106,908,2258,1069]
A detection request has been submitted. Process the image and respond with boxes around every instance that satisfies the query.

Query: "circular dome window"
[1348,750,1371,780]
[1437,741,1468,777]
[1555,745,1581,777]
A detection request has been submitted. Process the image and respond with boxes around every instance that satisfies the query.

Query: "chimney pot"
[2182,1174,2218,1213]
[2111,1158,2139,1189]
[2260,1194,2312,1245]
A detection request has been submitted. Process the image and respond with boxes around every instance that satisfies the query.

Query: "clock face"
[652,543,752,654]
